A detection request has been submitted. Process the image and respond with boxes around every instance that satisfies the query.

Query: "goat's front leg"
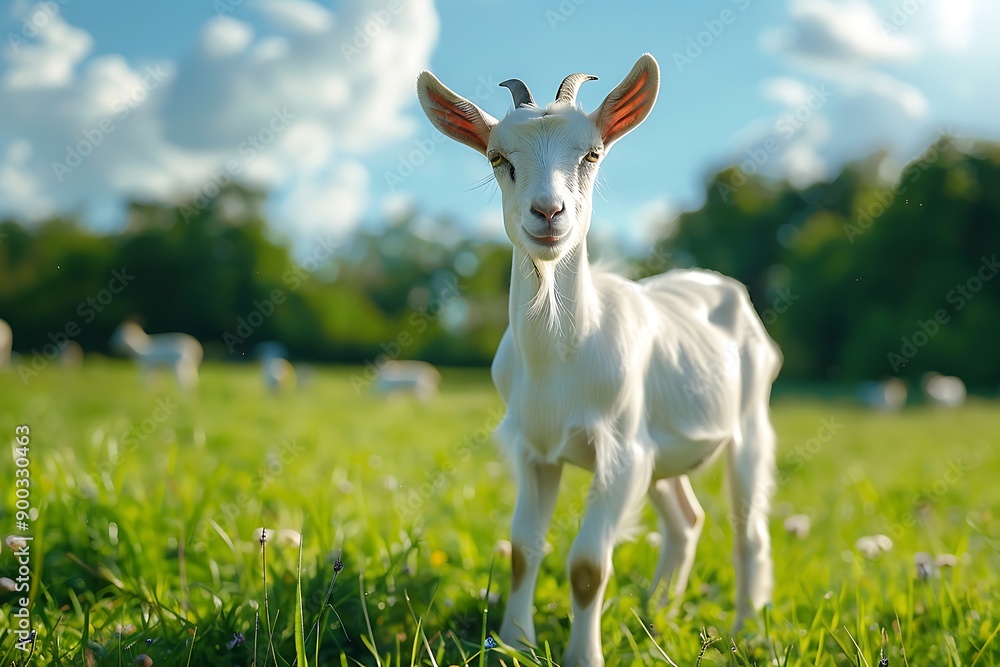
[499,458,563,649]
[564,445,653,667]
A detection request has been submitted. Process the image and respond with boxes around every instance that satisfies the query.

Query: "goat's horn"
[499,79,536,108]
[555,73,598,104]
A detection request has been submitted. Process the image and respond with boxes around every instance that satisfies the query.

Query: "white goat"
[922,372,966,407]
[0,318,11,369]
[374,360,440,402]
[857,377,907,411]
[59,340,84,368]
[418,54,782,665]
[111,321,203,390]
[256,342,297,393]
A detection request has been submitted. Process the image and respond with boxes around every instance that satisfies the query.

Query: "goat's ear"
[417,71,497,156]
[591,53,659,147]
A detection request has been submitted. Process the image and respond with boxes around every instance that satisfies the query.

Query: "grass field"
[0,361,998,666]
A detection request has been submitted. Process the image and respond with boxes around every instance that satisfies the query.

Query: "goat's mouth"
[522,227,567,247]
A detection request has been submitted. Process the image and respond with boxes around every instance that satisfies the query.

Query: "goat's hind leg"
[726,406,776,631]
[647,475,704,608]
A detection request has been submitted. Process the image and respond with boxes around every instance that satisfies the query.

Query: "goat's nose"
[531,199,565,223]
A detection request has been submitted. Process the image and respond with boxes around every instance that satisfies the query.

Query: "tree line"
[1,137,997,386]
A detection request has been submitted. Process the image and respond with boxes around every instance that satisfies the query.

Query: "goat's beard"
[525,252,572,338]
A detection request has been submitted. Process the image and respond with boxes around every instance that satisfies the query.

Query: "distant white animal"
[419,54,781,664]
[857,377,907,411]
[58,340,84,367]
[111,321,203,390]
[922,372,966,407]
[374,360,440,402]
[256,342,296,393]
[0,319,11,369]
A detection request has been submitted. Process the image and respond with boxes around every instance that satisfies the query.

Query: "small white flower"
[277,529,302,548]
[5,535,27,551]
[783,514,811,540]
[935,553,958,569]
[0,577,17,591]
[253,527,270,544]
[856,534,893,560]
[493,539,512,558]
[915,551,934,580]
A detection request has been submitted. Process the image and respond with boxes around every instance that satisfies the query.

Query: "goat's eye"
[489,152,506,168]
[584,150,601,164]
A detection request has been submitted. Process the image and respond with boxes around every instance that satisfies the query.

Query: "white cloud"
[2,12,91,89]
[760,0,919,69]
[747,1,954,188]
[250,0,334,34]
[633,197,677,237]
[277,160,370,236]
[0,0,439,237]
[778,116,830,187]
[0,139,54,219]
[199,18,255,60]
[761,77,815,107]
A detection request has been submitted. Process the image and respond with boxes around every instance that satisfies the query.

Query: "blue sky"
[1,0,997,251]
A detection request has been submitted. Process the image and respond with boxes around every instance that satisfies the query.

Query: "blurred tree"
[652,139,1000,386]
[1,139,997,386]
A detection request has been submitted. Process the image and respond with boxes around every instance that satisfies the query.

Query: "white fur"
[375,360,440,402]
[419,54,781,666]
[922,372,966,407]
[111,321,203,390]
[0,319,11,369]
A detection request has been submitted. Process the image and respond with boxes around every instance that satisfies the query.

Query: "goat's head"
[417,55,659,264]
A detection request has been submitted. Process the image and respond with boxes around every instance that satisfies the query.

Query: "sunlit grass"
[0,360,997,665]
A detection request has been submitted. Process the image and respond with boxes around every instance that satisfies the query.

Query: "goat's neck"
[509,237,600,366]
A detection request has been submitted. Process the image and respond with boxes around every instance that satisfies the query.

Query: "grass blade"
[629,608,679,667]
[359,571,382,667]
[294,540,308,667]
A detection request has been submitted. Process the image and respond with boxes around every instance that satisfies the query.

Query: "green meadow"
[0,361,998,666]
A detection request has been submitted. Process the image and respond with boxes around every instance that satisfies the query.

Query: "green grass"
[0,360,998,666]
